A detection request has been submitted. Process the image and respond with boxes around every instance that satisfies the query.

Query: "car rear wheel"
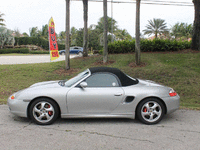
[136,98,165,125]
[61,52,65,55]
[29,98,59,125]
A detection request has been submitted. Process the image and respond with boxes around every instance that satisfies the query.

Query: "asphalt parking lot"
[0,105,200,150]
[0,55,76,65]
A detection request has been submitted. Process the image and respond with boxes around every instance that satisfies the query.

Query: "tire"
[61,52,65,55]
[78,52,83,57]
[29,98,59,125]
[136,98,165,125]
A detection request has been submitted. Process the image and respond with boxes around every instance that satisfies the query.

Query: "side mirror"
[79,82,88,88]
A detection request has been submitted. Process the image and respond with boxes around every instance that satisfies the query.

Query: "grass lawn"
[0,52,200,110]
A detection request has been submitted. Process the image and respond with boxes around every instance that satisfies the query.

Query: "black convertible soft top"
[89,67,138,86]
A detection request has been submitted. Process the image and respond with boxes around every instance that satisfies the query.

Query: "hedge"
[15,37,65,50]
[29,51,49,54]
[108,39,192,54]
[0,48,29,54]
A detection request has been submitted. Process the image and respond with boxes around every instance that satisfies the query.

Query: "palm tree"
[29,27,39,37]
[135,0,141,65]
[143,18,168,39]
[171,23,193,40]
[96,16,118,34]
[115,29,132,40]
[83,0,88,57]
[171,23,182,39]
[192,0,200,50]
[103,0,108,63]
[41,24,48,39]
[65,0,70,70]
[0,12,5,26]
[70,27,77,46]
[181,23,193,40]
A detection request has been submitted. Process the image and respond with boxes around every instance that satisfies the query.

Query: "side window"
[85,73,120,87]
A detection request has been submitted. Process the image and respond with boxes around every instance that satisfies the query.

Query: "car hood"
[30,81,61,88]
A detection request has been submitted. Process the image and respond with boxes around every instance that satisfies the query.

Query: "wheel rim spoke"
[40,102,46,110]
[34,107,41,113]
[149,113,154,120]
[153,110,161,116]
[38,113,45,120]
[151,103,158,109]
[144,103,150,111]
[46,113,51,120]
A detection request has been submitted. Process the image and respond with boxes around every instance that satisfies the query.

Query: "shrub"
[29,51,49,54]
[107,39,191,54]
[0,48,29,54]
[15,37,65,50]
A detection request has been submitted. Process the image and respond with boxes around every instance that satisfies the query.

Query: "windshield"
[65,69,89,87]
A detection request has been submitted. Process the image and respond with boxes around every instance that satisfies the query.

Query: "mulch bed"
[93,60,116,66]
[129,62,147,68]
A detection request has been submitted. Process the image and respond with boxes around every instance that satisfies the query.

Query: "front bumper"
[7,96,29,118]
[163,94,180,114]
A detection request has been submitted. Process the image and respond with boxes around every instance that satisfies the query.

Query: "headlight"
[169,89,177,97]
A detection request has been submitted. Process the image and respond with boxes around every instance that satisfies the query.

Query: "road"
[0,55,77,65]
[0,105,200,150]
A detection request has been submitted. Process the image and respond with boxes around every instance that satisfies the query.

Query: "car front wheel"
[29,98,59,125]
[78,52,83,57]
[136,98,165,125]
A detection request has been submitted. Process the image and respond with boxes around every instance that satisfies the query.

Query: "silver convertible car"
[8,67,180,125]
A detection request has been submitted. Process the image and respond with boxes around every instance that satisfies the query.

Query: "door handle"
[114,93,123,96]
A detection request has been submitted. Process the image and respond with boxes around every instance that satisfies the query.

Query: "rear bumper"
[163,94,180,114]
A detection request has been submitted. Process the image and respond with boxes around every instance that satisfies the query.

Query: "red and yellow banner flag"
[48,17,59,61]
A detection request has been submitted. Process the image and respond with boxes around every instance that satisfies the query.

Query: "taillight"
[169,89,177,97]
[11,96,15,100]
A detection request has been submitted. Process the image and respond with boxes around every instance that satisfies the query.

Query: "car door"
[67,73,124,114]
[70,47,79,54]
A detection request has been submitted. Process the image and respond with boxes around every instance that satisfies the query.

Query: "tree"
[103,0,108,63]
[83,0,88,57]
[143,18,168,39]
[171,23,182,39]
[14,28,21,37]
[171,23,193,40]
[115,29,132,41]
[191,0,200,50]
[29,27,39,37]
[65,0,70,70]
[0,12,5,26]
[96,16,118,34]
[70,27,77,46]
[88,27,102,50]
[75,28,84,47]
[0,27,15,48]
[41,24,48,39]
[22,32,29,37]
[58,31,66,44]
[135,0,141,65]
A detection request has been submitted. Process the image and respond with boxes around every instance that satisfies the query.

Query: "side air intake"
[125,96,135,103]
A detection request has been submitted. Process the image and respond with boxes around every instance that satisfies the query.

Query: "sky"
[1,0,194,37]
